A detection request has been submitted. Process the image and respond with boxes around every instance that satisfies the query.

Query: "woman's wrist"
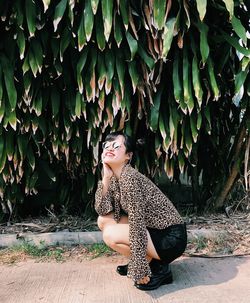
[102,176,111,188]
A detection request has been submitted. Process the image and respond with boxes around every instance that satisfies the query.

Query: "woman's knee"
[97,216,105,230]
[97,214,115,231]
[102,225,116,247]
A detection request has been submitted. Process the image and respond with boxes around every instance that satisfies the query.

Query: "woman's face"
[101,135,131,167]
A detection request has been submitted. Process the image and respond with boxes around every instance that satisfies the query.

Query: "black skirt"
[147,223,187,264]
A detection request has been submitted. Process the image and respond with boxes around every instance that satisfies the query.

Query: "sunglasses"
[102,141,122,150]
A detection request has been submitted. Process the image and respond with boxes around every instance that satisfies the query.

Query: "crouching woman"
[95,131,187,291]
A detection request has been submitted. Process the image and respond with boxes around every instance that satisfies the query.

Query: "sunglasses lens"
[102,142,109,149]
[113,142,121,149]
[102,141,121,150]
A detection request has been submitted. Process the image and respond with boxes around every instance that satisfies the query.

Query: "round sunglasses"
[102,141,122,150]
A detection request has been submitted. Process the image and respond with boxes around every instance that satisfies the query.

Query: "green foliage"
[9,241,65,261]
[0,0,249,215]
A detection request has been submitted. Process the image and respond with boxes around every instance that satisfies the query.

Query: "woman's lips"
[105,152,115,157]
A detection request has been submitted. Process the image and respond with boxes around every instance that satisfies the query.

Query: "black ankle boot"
[116,264,128,276]
[116,259,166,276]
[135,263,173,291]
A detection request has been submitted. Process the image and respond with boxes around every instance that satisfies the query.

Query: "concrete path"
[0,255,249,303]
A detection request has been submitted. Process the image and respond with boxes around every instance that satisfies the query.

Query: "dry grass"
[0,243,116,265]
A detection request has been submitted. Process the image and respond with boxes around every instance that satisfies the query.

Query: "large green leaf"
[17,30,26,60]
[84,0,94,42]
[183,46,194,113]
[116,53,125,98]
[0,65,3,106]
[78,13,86,51]
[0,55,17,111]
[33,92,43,116]
[91,0,99,15]
[51,88,60,118]
[17,135,29,161]
[196,21,209,64]
[138,45,155,69]
[219,31,250,56]
[150,88,163,132]
[42,0,50,12]
[27,145,35,171]
[25,0,36,37]
[162,18,176,60]
[0,147,6,174]
[53,0,67,32]
[192,54,203,108]
[231,16,247,44]
[97,53,106,90]
[114,13,123,47]
[60,27,71,61]
[207,57,220,101]
[196,0,207,21]
[102,0,113,42]
[119,0,129,30]
[126,32,138,60]
[173,53,182,104]
[31,40,43,73]
[0,99,5,124]
[128,61,139,94]
[153,0,167,30]
[76,48,89,93]
[7,109,17,131]
[96,10,106,51]
[222,0,234,19]
[75,92,82,119]
[105,49,115,94]
[29,50,39,77]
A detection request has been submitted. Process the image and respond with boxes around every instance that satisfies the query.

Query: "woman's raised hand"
[102,162,113,180]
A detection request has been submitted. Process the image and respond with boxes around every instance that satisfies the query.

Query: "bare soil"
[0,211,250,265]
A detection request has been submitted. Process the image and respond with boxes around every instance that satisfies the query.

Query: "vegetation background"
[0,0,249,220]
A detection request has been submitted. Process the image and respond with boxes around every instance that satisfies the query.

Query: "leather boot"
[116,264,128,276]
[135,263,173,291]
[116,259,164,276]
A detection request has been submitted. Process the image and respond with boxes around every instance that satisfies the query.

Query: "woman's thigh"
[97,212,128,230]
[103,224,160,260]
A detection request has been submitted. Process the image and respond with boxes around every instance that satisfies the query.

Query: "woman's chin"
[103,158,116,165]
[103,158,122,166]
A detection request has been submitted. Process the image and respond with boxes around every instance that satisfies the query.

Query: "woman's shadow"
[145,256,249,299]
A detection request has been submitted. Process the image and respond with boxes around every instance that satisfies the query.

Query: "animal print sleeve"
[124,176,152,282]
[94,179,114,216]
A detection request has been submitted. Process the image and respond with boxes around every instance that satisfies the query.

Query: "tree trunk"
[214,107,249,209]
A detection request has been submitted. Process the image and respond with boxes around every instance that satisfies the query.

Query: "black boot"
[135,263,173,291]
[116,264,128,276]
[116,259,164,276]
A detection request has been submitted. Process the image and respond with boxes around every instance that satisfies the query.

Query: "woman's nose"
[107,145,114,151]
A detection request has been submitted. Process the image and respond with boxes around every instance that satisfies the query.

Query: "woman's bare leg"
[102,224,160,261]
[97,213,128,231]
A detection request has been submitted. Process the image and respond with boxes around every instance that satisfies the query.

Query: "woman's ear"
[126,152,133,163]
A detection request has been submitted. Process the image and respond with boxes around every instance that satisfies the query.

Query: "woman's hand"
[102,162,113,180]
[137,276,150,284]
[101,154,113,180]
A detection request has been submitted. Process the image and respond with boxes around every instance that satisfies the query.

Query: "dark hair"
[104,131,135,153]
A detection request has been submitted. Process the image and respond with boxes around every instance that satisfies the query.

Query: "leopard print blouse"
[95,164,183,282]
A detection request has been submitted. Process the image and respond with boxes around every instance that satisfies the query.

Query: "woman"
[95,131,187,291]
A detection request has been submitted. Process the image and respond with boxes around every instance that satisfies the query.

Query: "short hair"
[104,131,135,153]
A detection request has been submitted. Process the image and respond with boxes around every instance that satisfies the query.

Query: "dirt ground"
[0,254,250,303]
[0,211,250,265]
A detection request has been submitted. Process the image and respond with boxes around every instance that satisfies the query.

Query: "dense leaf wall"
[0,0,249,215]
